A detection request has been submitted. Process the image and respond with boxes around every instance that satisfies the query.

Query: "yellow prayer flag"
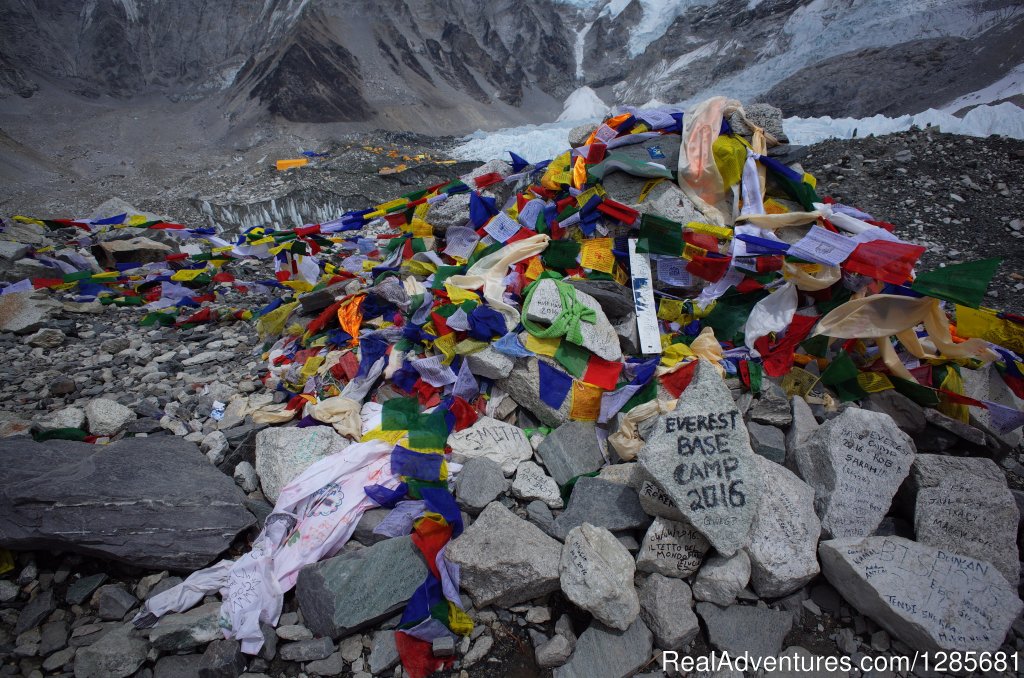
[856,371,894,393]
[570,381,602,421]
[524,333,560,357]
[444,283,480,304]
[170,268,206,282]
[781,367,820,396]
[580,238,615,274]
[658,298,683,322]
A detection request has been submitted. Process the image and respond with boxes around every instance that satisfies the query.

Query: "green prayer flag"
[382,398,420,431]
[890,375,941,407]
[542,239,580,270]
[554,340,590,378]
[820,350,868,402]
[911,258,1001,309]
[409,411,448,449]
[637,213,683,256]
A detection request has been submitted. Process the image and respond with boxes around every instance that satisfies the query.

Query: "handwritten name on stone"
[820,536,1022,652]
[796,408,914,538]
[636,517,710,578]
[448,415,533,475]
[639,360,761,555]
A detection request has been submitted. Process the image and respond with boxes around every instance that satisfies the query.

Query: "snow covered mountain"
[1,0,1021,132]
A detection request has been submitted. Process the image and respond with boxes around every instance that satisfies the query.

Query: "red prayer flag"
[843,240,925,285]
[660,360,698,398]
[582,355,623,390]
[755,313,819,377]
[686,254,732,283]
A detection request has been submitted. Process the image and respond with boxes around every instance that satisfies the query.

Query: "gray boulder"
[84,398,135,436]
[524,278,622,361]
[638,360,762,556]
[638,574,699,650]
[560,524,640,630]
[73,624,148,678]
[910,455,1020,585]
[696,603,793,660]
[445,502,562,608]
[553,617,653,678]
[0,437,254,570]
[635,516,709,578]
[455,457,509,513]
[296,535,427,639]
[819,536,1022,652]
[794,407,914,538]
[692,551,751,606]
[448,415,533,476]
[552,477,649,540]
[254,426,347,503]
[536,421,605,486]
[745,455,821,598]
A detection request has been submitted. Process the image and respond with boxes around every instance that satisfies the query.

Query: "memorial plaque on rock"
[795,408,915,539]
[820,536,1022,652]
[638,359,761,555]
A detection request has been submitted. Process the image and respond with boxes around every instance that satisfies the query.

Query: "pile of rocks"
[1,103,1024,678]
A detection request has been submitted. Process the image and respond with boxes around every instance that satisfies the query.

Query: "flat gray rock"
[296,535,427,638]
[512,460,564,509]
[255,426,347,503]
[819,536,1022,652]
[445,502,562,608]
[84,398,135,436]
[0,437,254,570]
[745,455,821,598]
[455,456,509,513]
[747,421,786,464]
[635,517,709,578]
[692,551,751,606]
[465,346,514,379]
[553,617,653,678]
[536,421,606,486]
[696,603,793,660]
[911,456,1020,585]
[73,624,148,678]
[552,477,650,541]
[638,360,762,555]
[794,407,914,538]
[785,396,819,469]
[448,415,533,476]
[149,602,223,651]
[0,292,59,334]
[368,630,400,674]
[560,524,640,631]
[638,574,699,650]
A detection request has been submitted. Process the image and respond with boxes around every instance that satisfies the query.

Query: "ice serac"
[794,408,914,539]
[638,359,761,556]
[819,536,1022,652]
[0,437,255,570]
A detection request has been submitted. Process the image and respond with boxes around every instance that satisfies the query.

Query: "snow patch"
[575,22,594,80]
[557,86,610,122]
[942,63,1024,112]
[452,121,578,165]
[610,0,716,58]
[785,102,1024,145]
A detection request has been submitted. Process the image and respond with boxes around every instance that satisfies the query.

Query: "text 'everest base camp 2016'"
[2,0,1024,677]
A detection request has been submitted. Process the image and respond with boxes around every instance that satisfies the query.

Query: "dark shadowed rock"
[552,617,653,678]
[0,437,254,570]
[296,535,427,639]
[696,603,793,660]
